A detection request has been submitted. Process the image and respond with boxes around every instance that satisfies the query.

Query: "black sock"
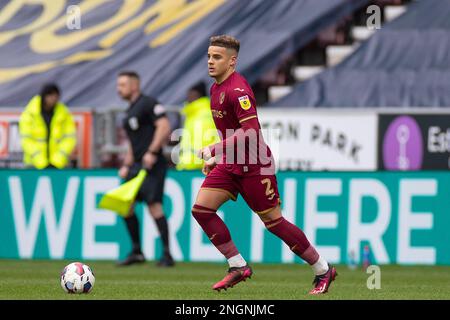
[155,216,170,256]
[124,214,141,254]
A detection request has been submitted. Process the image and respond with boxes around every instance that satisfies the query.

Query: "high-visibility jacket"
[19,95,77,169]
[176,97,219,170]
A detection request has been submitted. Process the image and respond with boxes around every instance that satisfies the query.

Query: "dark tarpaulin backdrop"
[0,0,367,109]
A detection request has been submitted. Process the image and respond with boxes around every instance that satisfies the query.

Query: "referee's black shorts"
[125,157,167,205]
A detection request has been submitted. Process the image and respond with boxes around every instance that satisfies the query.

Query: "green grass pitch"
[0,259,449,300]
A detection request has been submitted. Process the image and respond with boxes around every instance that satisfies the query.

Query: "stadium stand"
[267,0,450,108]
[0,0,369,108]
[262,0,413,104]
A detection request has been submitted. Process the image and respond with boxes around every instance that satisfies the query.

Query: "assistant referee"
[116,71,174,267]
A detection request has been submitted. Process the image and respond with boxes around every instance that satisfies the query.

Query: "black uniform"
[123,94,167,204]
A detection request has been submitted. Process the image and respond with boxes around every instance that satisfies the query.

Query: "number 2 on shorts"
[261,178,275,200]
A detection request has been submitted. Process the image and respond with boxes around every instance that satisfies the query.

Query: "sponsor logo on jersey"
[211,109,225,118]
[220,92,225,104]
[238,95,252,110]
[234,88,245,92]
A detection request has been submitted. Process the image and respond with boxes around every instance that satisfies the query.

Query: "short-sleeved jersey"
[210,72,273,175]
[123,94,167,162]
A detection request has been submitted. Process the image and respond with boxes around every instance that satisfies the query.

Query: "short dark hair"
[189,81,207,97]
[210,35,240,53]
[40,83,60,98]
[118,71,140,80]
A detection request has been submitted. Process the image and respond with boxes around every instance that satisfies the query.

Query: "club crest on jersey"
[238,95,252,110]
[220,92,225,104]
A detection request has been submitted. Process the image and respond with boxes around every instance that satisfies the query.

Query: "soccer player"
[194,35,337,294]
[116,71,174,267]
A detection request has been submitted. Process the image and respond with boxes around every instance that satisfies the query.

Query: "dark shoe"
[213,265,253,291]
[309,264,337,295]
[157,254,175,267]
[117,252,145,266]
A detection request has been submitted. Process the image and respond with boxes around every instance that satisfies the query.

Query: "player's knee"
[263,216,285,231]
[258,205,282,223]
[191,204,216,221]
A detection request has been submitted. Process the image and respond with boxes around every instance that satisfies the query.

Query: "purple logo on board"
[383,116,423,170]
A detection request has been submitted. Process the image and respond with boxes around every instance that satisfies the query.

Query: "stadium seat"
[268,86,294,103]
[326,44,360,67]
[351,26,376,42]
[292,66,325,82]
[384,5,408,22]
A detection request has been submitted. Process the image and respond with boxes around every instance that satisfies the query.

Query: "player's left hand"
[143,151,157,170]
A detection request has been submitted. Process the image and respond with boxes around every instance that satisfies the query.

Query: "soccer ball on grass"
[60,262,95,294]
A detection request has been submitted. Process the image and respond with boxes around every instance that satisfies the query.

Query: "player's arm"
[201,117,259,160]
[199,89,258,161]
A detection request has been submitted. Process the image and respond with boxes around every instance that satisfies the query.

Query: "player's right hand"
[202,157,216,176]
[197,146,212,161]
[118,165,129,179]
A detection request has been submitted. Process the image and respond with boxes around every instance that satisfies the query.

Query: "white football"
[60,262,95,294]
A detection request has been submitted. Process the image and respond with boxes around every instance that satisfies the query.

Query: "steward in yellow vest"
[19,84,77,169]
[176,82,219,170]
